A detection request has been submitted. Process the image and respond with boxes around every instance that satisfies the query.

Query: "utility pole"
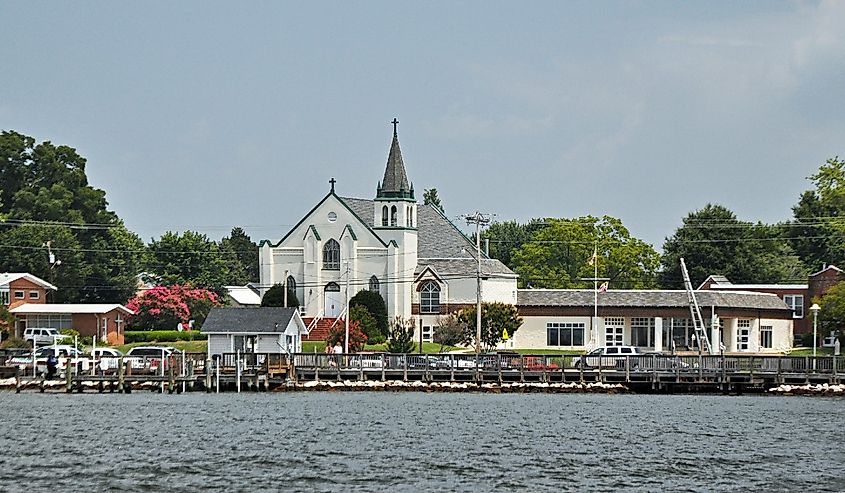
[464,212,491,355]
[345,262,350,353]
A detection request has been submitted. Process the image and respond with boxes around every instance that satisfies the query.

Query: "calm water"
[0,392,842,492]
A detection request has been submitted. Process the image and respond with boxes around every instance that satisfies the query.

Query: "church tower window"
[323,239,340,270]
[390,206,397,226]
[382,206,388,227]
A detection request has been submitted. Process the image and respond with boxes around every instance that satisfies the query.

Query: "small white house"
[203,307,308,356]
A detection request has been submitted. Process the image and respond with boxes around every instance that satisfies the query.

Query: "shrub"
[350,290,388,338]
[0,337,30,349]
[124,330,206,343]
[326,319,367,352]
[126,285,221,331]
[261,283,300,307]
[350,305,384,344]
[386,317,415,353]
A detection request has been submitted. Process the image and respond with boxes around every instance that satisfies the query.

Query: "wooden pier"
[3,352,844,394]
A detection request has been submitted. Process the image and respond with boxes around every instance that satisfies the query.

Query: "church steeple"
[376,118,414,201]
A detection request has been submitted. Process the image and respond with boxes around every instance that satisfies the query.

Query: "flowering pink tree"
[126,285,221,331]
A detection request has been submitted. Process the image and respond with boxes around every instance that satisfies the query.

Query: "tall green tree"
[457,302,523,351]
[385,317,416,353]
[423,188,444,213]
[815,280,845,345]
[481,219,546,269]
[349,290,388,337]
[220,227,258,283]
[0,131,142,303]
[790,156,845,271]
[511,216,659,289]
[146,231,231,290]
[660,204,806,288]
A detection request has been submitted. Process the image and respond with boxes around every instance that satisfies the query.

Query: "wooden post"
[15,367,21,393]
[168,356,176,394]
[205,359,212,392]
[65,357,73,393]
[403,354,408,382]
[117,357,125,393]
[381,354,386,382]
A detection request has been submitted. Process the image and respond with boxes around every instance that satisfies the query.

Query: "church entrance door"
[324,282,342,318]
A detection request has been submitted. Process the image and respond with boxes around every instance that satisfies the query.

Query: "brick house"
[0,273,56,309]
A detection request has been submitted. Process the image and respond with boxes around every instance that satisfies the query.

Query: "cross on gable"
[391,118,399,134]
[329,177,336,192]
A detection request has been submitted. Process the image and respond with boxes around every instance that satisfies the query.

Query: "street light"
[810,303,820,370]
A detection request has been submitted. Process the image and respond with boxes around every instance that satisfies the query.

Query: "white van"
[23,328,67,346]
[572,346,641,369]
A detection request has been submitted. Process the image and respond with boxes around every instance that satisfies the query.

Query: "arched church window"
[286,276,296,297]
[323,239,340,270]
[382,205,388,227]
[390,206,397,227]
[406,206,411,227]
[369,275,380,293]
[420,281,441,314]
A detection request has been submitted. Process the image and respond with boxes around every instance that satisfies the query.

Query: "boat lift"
[680,258,714,355]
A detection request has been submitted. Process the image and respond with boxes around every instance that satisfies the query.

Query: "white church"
[258,121,795,353]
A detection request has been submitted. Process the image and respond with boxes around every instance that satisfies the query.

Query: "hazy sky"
[2,1,843,249]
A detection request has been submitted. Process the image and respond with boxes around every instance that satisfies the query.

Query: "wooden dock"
[3,352,844,394]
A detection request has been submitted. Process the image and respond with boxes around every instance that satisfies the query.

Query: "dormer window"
[323,239,340,270]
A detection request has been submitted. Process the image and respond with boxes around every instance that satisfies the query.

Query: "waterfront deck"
[3,352,844,393]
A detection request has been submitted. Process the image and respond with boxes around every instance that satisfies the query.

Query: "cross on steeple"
[391,118,399,135]
[329,177,336,193]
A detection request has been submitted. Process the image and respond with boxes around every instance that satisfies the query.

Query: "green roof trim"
[306,225,321,241]
[342,224,358,241]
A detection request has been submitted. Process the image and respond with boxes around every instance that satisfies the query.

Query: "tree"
[220,227,258,283]
[146,231,232,290]
[791,157,845,270]
[260,283,300,307]
[385,317,416,353]
[326,319,367,352]
[816,281,845,345]
[433,314,465,352]
[423,188,444,213]
[481,219,546,269]
[350,305,383,344]
[511,215,659,289]
[456,302,523,351]
[660,204,806,288]
[0,306,15,340]
[349,290,388,337]
[0,131,142,303]
[125,285,222,331]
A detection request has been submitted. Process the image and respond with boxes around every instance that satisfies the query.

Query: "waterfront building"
[259,122,795,353]
[203,307,308,355]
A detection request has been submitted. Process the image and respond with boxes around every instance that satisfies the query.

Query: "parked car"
[23,327,67,346]
[90,348,124,371]
[10,345,92,376]
[572,346,642,369]
[125,346,175,373]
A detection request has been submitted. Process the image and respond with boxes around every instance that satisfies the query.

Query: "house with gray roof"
[203,307,307,355]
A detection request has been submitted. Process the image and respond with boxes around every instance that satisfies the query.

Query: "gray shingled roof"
[517,290,790,311]
[202,307,297,333]
[380,131,411,194]
[339,197,515,277]
[415,258,517,278]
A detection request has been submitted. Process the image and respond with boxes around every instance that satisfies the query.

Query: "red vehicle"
[522,356,560,371]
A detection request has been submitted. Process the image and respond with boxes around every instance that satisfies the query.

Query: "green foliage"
[124,330,206,343]
[126,285,221,331]
[0,305,15,336]
[791,157,845,270]
[0,131,145,303]
[385,317,415,353]
[482,219,546,269]
[660,204,806,288]
[0,337,30,349]
[349,290,388,336]
[220,227,259,284]
[146,231,233,290]
[433,314,465,352]
[511,216,659,289]
[816,281,845,341]
[457,302,523,351]
[423,188,445,213]
[260,283,300,307]
[350,305,383,344]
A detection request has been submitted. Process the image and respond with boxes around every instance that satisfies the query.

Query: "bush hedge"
[124,330,205,343]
